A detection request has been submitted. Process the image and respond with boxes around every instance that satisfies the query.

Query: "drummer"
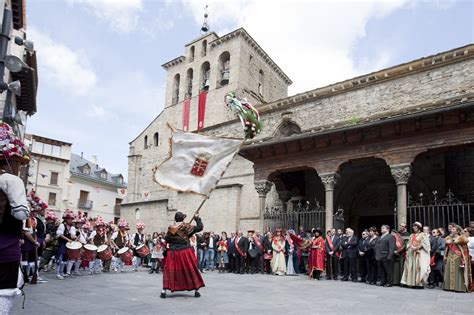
[111,218,130,273]
[56,209,77,280]
[87,216,110,274]
[66,212,87,277]
[131,222,146,272]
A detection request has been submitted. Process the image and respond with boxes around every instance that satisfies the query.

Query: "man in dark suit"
[254,230,265,274]
[375,224,396,287]
[227,232,236,273]
[357,230,370,282]
[325,229,341,280]
[341,228,358,281]
[234,231,248,274]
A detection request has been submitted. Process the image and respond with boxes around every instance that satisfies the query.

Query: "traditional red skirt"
[163,247,205,292]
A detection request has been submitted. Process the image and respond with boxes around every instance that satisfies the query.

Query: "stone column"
[320,173,338,231]
[390,164,412,227]
[255,180,272,231]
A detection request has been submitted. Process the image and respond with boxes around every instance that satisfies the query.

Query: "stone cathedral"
[121,27,474,235]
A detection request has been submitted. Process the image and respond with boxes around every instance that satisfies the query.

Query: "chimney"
[81,152,83,158]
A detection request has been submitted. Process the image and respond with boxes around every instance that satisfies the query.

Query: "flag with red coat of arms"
[153,129,243,196]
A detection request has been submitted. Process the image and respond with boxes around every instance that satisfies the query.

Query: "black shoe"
[376,282,384,286]
[333,277,338,280]
[195,291,201,298]
[341,278,349,281]
[149,270,154,274]
[160,292,166,299]
[383,284,392,287]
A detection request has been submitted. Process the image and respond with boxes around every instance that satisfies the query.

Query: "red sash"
[273,238,285,253]
[447,242,462,257]
[253,236,264,252]
[392,232,403,251]
[326,236,340,258]
[235,238,246,257]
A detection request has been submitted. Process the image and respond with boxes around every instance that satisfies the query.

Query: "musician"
[325,229,341,280]
[111,218,130,273]
[131,221,146,272]
[234,230,249,274]
[161,211,204,298]
[56,209,77,279]
[39,211,59,272]
[87,216,108,274]
[68,214,87,276]
[341,228,358,282]
[0,139,30,314]
[21,208,39,284]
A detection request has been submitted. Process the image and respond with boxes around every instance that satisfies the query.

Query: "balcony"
[114,205,121,217]
[77,199,93,210]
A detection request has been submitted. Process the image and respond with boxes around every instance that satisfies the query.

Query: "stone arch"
[273,120,302,138]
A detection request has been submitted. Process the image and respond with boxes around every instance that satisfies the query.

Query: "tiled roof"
[69,153,126,188]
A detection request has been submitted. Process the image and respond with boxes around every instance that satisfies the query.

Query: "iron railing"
[77,199,93,210]
[264,200,326,232]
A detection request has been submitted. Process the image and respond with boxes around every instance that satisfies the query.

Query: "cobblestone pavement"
[10,267,474,315]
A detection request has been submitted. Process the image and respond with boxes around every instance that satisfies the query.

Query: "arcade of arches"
[245,106,474,233]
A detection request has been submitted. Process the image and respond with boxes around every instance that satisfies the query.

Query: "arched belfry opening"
[274,120,302,138]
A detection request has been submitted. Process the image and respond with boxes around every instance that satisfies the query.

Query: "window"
[83,164,91,175]
[52,145,61,157]
[116,176,123,184]
[79,190,89,203]
[258,69,264,96]
[100,170,107,180]
[189,46,195,62]
[48,192,56,206]
[201,40,207,57]
[186,68,193,98]
[33,141,61,156]
[144,135,148,149]
[50,172,59,185]
[154,132,159,146]
[218,51,230,86]
[200,61,210,91]
[172,74,180,104]
[135,208,140,220]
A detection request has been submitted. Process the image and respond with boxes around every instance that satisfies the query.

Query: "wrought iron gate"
[263,200,326,232]
[408,190,473,228]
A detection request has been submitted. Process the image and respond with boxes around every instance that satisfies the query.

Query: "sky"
[25,0,473,180]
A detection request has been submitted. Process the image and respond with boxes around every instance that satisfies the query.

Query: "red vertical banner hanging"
[182,98,191,132]
[197,91,207,130]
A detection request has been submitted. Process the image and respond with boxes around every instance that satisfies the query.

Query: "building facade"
[0,0,38,139]
[123,27,474,234]
[25,134,72,212]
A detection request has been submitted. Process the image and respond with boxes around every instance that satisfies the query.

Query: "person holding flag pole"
[154,127,243,298]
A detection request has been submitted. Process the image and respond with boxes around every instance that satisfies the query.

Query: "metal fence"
[263,200,326,232]
[408,190,473,228]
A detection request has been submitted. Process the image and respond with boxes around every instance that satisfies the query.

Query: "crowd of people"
[14,201,474,296]
[190,222,474,293]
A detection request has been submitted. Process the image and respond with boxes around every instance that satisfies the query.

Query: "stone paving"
[10,267,474,315]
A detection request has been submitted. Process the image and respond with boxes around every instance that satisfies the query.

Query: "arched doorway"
[265,167,325,232]
[336,158,396,234]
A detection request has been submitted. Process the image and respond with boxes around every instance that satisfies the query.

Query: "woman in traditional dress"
[271,229,286,276]
[443,225,472,292]
[285,230,297,275]
[308,228,325,280]
[401,222,431,288]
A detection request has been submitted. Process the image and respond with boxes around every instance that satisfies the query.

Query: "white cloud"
[67,0,143,33]
[29,27,97,96]
[179,0,411,94]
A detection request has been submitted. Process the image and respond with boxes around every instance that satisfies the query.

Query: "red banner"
[197,91,207,130]
[182,98,190,132]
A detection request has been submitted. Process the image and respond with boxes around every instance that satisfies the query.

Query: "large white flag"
[154,130,243,196]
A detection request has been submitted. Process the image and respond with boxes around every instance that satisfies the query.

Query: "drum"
[83,244,98,261]
[136,244,150,258]
[118,247,133,263]
[97,244,112,261]
[66,241,82,260]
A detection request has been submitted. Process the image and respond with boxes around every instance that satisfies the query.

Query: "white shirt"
[0,172,29,220]
[57,223,76,238]
[209,236,214,249]
[77,228,88,244]
[88,230,108,242]
[111,231,129,241]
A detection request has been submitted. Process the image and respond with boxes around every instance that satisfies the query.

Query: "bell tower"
[161,22,292,131]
